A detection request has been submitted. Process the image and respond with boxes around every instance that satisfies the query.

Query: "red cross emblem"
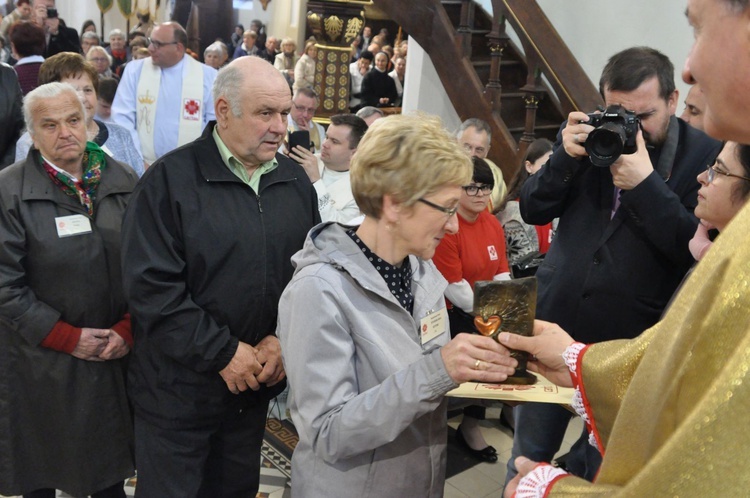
[185,99,200,115]
[183,99,201,121]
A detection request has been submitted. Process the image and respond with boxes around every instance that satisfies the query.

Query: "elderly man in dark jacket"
[121,55,320,497]
[0,82,137,497]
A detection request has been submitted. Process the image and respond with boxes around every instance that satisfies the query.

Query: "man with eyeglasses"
[112,21,217,167]
[288,87,326,152]
[456,118,508,213]
[503,2,750,494]
[505,46,722,489]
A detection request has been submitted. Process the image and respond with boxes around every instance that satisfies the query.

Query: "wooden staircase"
[371,0,603,180]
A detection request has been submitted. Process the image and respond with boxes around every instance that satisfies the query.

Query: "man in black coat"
[121,56,320,497]
[504,46,722,487]
[257,35,277,64]
[0,62,23,168]
[43,10,80,57]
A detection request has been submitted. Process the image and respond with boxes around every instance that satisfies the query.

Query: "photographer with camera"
[504,46,722,488]
[43,9,80,57]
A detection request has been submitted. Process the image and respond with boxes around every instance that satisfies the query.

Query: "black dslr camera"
[584,105,640,167]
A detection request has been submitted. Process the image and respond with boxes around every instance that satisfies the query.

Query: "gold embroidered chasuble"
[549,201,750,496]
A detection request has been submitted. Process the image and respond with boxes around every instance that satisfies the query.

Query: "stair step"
[439,1,567,149]
[475,66,528,89]
[464,28,491,35]
[472,58,525,67]
[442,0,493,32]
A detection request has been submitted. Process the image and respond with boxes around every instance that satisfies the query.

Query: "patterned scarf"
[42,141,106,216]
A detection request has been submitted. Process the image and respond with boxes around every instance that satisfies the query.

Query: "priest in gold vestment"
[503,205,750,495]
[499,0,750,495]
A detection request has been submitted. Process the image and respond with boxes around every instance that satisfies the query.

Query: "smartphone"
[46,7,58,18]
[288,130,313,152]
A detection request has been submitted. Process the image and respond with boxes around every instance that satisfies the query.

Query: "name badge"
[419,308,447,345]
[55,215,92,238]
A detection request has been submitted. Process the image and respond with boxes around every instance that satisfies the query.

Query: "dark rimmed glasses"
[462,184,493,196]
[706,163,750,183]
[292,102,317,115]
[148,38,178,49]
[418,198,459,217]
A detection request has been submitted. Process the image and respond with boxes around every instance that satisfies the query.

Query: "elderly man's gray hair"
[204,41,228,58]
[23,82,83,137]
[456,118,492,143]
[213,65,244,117]
[81,31,100,43]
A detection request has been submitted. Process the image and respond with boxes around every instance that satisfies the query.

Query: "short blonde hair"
[351,113,472,218]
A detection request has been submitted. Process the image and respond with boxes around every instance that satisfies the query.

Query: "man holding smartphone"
[43,8,80,57]
[289,114,368,223]
[30,0,80,57]
[288,87,326,151]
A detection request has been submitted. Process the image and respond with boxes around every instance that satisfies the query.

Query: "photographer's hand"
[610,129,652,190]
[33,4,47,26]
[562,111,595,159]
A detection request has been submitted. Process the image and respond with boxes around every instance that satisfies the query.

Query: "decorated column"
[306,1,368,120]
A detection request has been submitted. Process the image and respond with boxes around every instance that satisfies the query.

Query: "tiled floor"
[445,405,583,498]
[2,405,583,498]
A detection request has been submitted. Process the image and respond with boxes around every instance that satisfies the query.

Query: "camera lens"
[585,123,627,167]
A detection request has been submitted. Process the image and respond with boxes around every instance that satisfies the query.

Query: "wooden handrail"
[371,0,603,179]
[372,0,520,178]
[494,0,603,115]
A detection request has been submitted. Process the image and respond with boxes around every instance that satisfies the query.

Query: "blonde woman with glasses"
[278,114,518,497]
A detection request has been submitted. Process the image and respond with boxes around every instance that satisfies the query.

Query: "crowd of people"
[0,0,748,497]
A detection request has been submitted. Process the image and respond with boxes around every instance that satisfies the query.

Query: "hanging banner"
[97,0,113,14]
[117,0,134,18]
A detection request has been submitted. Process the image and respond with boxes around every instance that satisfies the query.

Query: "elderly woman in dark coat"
[0,82,137,498]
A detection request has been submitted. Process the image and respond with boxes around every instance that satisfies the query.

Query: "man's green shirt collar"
[213,126,277,193]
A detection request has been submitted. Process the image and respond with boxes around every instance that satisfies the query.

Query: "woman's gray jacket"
[278,222,459,498]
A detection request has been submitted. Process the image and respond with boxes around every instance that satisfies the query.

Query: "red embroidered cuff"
[41,320,82,353]
[515,462,568,498]
[575,344,605,453]
[111,313,133,347]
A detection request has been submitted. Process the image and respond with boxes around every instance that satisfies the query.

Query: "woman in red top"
[433,157,511,462]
